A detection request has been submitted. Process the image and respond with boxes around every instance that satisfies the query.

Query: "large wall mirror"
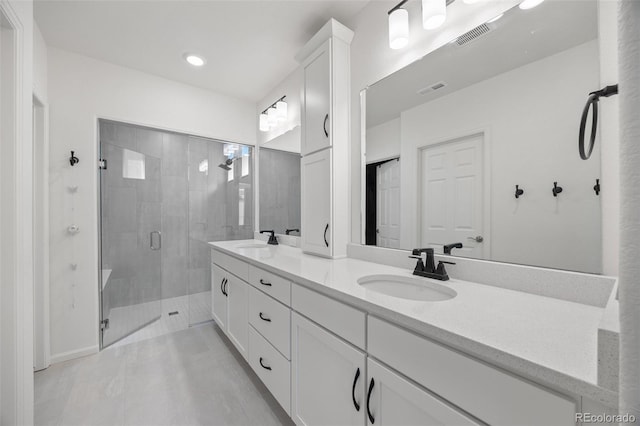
[259,146,301,236]
[362,0,605,274]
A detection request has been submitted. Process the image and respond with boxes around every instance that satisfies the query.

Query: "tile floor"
[35,324,293,426]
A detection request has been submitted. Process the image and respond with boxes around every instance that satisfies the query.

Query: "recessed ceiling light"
[519,0,544,10]
[487,13,504,23]
[184,54,205,67]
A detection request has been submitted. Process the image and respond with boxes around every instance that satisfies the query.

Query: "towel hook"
[70,151,79,166]
[594,179,601,196]
[552,182,563,197]
[515,185,524,199]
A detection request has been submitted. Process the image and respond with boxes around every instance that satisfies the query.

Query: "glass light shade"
[276,100,288,121]
[519,0,544,9]
[388,8,409,50]
[422,0,447,30]
[267,107,278,126]
[259,113,269,132]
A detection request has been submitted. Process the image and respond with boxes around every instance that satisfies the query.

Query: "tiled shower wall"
[100,120,253,325]
[258,148,301,235]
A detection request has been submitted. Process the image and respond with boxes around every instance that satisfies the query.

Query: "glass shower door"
[99,138,162,348]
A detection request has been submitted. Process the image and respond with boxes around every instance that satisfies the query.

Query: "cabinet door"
[211,264,227,331]
[366,359,479,426]
[291,312,365,426]
[302,42,331,156]
[227,274,249,360]
[301,149,331,257]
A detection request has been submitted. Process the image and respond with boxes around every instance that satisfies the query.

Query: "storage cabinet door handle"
[259,357,272,371]
[324,223,329,247]
[352,368,361,412]
[323,113,329,137]
[224,278,229,297]
[259,279,272,287]
[366,378,375,424]
[220,278,226,296]
[259,312,271,322]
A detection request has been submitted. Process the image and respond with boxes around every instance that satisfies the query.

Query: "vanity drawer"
[292,284,365,350]
[211,249,249,282]
[249,286,291,359]
[248,266,291,306]
[248,326,291,415]
[368,317,576,426]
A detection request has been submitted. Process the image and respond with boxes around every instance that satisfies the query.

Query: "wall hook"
[552,182,563,197]
[594,179,601,196]
[70,151,79,166]
[515,185,524,199]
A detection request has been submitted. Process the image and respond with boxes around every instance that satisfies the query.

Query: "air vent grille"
[417,81,448,96]
[455,23,492,46]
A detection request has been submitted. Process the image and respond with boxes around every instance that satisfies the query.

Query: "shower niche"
[98,120,254,348]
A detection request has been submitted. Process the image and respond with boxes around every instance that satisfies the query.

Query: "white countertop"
[209,239,617,406]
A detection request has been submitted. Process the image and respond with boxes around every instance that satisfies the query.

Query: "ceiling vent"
[455,23,493,46]
[417,81,448,96]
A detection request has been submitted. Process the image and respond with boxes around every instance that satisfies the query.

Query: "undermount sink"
[235,243,269,249]
[357,274,456,302]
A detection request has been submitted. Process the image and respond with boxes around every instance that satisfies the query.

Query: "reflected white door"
[420,134,484,258]
[376,159,401,248]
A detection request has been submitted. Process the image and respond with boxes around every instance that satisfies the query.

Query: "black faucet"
[260,230,279,245]
[285,228,300,236]
[443,242,463,255]
[409,248,455,281]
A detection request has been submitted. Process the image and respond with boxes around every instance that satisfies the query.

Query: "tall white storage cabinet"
[297,19,353,258]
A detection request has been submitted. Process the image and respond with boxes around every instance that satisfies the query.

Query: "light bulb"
[519,0,544,9]
[422,0,447,30]
[388,8,409,50]
[276,100,288,121]
[267,107,277,127]
[259,113,269,132]
[184,54,205,67]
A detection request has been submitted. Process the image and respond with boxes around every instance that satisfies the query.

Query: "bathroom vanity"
[210,240,618,426]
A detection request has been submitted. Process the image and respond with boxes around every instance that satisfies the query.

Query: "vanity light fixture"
[422,0,447,30]
[259,95,287,132]
[388,6,409,49]
[519,0,545,10]
[184,53,205,67]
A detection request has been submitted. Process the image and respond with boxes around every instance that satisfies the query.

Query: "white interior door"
[376,159,401,248]
[420,134,485,258]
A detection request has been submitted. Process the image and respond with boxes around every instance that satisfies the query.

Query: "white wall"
[48,47,255,362]
[366,117,400,164]
[400,41,601,273]
[0,0,34,423]
[349,0,521,246]
[33,24,48,103]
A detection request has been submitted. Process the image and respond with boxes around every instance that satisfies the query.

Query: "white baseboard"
[50,345,99,365]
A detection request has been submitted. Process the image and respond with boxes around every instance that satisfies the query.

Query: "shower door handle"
[150,231,162,250]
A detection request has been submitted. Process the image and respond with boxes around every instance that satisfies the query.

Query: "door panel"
[301,149,331,257]
[421,134,484,258]
[211,264,227,331]
[376,159,401,248]
[227,274,249,360]
[303,43,331,155]
[99,141,162,348]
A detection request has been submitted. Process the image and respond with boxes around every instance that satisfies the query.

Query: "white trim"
[50,345,99,365]
[359,89,367,246]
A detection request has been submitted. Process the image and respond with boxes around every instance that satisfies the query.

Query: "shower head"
[218,157,234,170]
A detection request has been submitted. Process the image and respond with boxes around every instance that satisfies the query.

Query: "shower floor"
[103,291,212,348]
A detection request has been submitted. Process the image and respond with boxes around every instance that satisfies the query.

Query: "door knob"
[468,236,484,243]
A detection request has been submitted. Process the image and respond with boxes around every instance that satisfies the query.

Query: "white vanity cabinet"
[365,358,479,426]
[291,312,366,426]
[298,19,353,258]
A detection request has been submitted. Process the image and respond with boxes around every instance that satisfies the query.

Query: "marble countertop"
[209,239,617,406]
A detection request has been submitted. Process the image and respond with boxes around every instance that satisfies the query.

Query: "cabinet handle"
[259,312,271,322]
[259,357,272,371]
[323,114,329,137]
[224,278,229,297]
[324,223,329,247]
[352,368,361,412]
[366,378,375,424]
[259,279,272,287]
[220,278,226,296]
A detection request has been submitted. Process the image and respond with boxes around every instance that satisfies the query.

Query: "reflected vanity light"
[259,95,287,132]
[389,7,409,49]
[519,0,544,10]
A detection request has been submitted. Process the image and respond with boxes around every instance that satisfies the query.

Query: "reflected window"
[239,187,245,226]
[241,146,250,177]
[122,149,145,180]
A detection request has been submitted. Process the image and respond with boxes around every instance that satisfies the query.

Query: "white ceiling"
[366,0,598,127]
[34,0,370,102]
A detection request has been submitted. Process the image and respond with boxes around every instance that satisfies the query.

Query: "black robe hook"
[70,151,79,167]
[594,179,601,196]
[515,185,524,199]
[552,182,563,197]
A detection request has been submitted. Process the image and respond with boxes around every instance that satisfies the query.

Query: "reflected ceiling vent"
[417,81,448,96]
[455,23,493,46]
